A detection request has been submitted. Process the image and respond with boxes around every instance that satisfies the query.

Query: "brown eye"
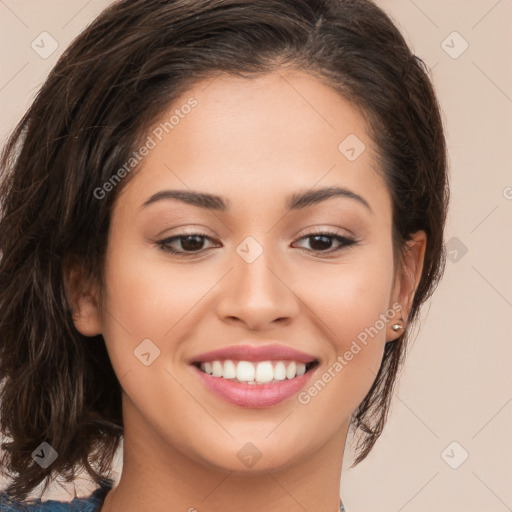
[294,231,358,255]
[157,233,218,256]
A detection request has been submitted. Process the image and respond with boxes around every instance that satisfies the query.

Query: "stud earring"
[391,315,405,332]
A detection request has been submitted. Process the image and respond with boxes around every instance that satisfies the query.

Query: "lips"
[189,342,318,364]
[189,341,319,408]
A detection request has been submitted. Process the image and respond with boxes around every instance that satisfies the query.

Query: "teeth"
[236,361,255,382]
[274,361,287,381]
[223,359,236,379]
[255,361,274,383]
[198,360,311,383]
[286,361,297,379]
[212,360,223,377]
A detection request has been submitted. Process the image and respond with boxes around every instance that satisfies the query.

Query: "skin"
[71,69,426,512]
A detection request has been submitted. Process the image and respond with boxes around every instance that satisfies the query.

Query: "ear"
[64,262,103,337]
[387,230,427,341]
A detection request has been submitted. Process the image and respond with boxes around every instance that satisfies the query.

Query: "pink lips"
[190,342,317,364]
[189,341,319,408]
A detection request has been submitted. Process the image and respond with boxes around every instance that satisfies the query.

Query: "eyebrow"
[140,186,372,214]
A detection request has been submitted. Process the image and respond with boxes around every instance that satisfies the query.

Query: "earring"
[391,315,404,332]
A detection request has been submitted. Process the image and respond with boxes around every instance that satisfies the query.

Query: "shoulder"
[0,482,112,512]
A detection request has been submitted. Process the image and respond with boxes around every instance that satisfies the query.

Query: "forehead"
[116,70,390,218]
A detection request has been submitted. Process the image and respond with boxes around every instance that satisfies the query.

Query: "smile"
[189,342,320,407]
[195,359,318,384]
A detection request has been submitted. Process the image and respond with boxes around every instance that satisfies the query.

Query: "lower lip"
[192,365,316,408]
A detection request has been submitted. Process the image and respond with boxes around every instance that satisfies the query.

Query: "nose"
[215,245,300,331]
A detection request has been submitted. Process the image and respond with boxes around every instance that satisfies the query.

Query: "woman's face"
[75,70,425,472]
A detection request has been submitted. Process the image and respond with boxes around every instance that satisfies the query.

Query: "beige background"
[1,1,511,511]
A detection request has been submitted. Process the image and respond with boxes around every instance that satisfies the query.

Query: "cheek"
[99,245,218,370]
[300,248,395,344]
[296,247,395,404]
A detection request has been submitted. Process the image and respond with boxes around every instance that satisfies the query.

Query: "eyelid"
[155,224,215,238]
[294,223,356,239]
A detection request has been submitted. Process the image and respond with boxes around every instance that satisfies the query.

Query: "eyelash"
[155,229,359,258]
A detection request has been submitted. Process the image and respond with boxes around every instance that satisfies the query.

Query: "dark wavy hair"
[0,0,449,503]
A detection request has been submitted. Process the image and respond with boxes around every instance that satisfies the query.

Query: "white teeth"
[198,359,313,383]
[223,360,236,379]
[212,360,223,377]
[203,362,213,375]
[255,361,274,383]
[286,361,297,380]
[296,363,306,376]
[236,361,255,382]
[274,361,287,381]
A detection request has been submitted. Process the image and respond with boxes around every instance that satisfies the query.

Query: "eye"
[293,230,358,255]
[156,230,358,258]
[156,233,218,257]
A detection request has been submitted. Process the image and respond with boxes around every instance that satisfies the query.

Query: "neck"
[101,398,348,512]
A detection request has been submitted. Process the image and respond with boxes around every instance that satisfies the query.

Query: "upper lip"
[189,342,318,364]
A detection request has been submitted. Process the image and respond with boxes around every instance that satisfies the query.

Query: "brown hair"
[0,0,449,503]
